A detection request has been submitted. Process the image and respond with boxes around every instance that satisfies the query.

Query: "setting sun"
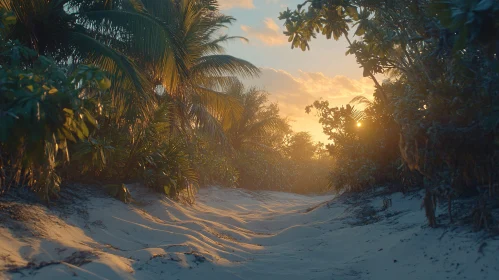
[357,122,362,127]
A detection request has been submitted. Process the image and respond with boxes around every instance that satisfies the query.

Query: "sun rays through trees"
[0,0,498,231]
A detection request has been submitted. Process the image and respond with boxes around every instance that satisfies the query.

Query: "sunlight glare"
[357,122,362,127]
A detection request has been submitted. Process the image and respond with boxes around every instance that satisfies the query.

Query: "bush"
[0,37,104,202]
[142,140,198,202]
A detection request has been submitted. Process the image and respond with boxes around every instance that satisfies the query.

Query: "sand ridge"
[1,186,498,279]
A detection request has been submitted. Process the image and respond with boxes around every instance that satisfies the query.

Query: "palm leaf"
[190,55,260,78]
[349,95,373,106]
[194,86,243,128]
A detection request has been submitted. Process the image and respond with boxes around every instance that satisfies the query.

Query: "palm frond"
[190,55,260,79]
[242,117,289,138]
[193,75,242,92]
[349,95,373,106]
[350,107,366,122]
[201,35,249,54]
[189,102,230,147]
[194,86,243,129]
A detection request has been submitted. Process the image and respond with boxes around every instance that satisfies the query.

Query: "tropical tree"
[160,0,260,138]
[226,85,290,150]
[0,16,107,201]
[280,0,499,226]
[305,95,398,192]
[112,1,260,178]
[0,0,260,202]
[0,0,185,121]
[118,1,260,192]
[285,132,315,162]
[201,85,291,190]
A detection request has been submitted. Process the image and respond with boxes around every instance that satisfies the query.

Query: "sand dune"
[1,186,498,279]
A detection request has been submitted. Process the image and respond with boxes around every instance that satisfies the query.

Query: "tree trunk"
[342,32,389,105]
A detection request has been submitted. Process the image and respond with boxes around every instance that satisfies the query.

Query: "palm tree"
[1,0,261,201]
[1,0,258,132]
[225,84,290,150]
[0,0,186,120]
[77,0,261,191]
[146,0,260,140]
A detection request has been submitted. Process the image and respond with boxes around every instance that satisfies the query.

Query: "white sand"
[1,186,498,279]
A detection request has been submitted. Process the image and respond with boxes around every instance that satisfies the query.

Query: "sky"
[218,0,375,143]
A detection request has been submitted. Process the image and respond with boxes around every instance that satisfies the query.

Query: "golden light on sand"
[357,122,362,127]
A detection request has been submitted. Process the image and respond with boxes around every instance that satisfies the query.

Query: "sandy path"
[1,186,498,279]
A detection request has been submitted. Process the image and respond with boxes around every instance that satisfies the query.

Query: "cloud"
[244,68,375,142]
[263,0,287,8]
[218,0,255,10]
[241,18,288,46]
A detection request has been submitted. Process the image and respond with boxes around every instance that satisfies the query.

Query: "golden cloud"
[241,18,288,46]
[245,68,375,142]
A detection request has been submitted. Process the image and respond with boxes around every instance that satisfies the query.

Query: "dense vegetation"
[280,0,499,228]
[0,0,330,204]
[1,0,498,230]
[194,83,330,193]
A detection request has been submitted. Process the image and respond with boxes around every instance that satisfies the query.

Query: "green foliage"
[0,37,105,201]
[0,0,185,120]
[194,85,293,190]
[306,95,400,192]
[71,138,115,175]
[194,84,331,193]
[226,86,291,150]
[0,1,260,204]
[143,139,198,201]
[235,149,291,190]
[330,158,377,192]
[430,0,499,55]
[281,0,499,226]
[285,132,316,162]
[194,136,239,188]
